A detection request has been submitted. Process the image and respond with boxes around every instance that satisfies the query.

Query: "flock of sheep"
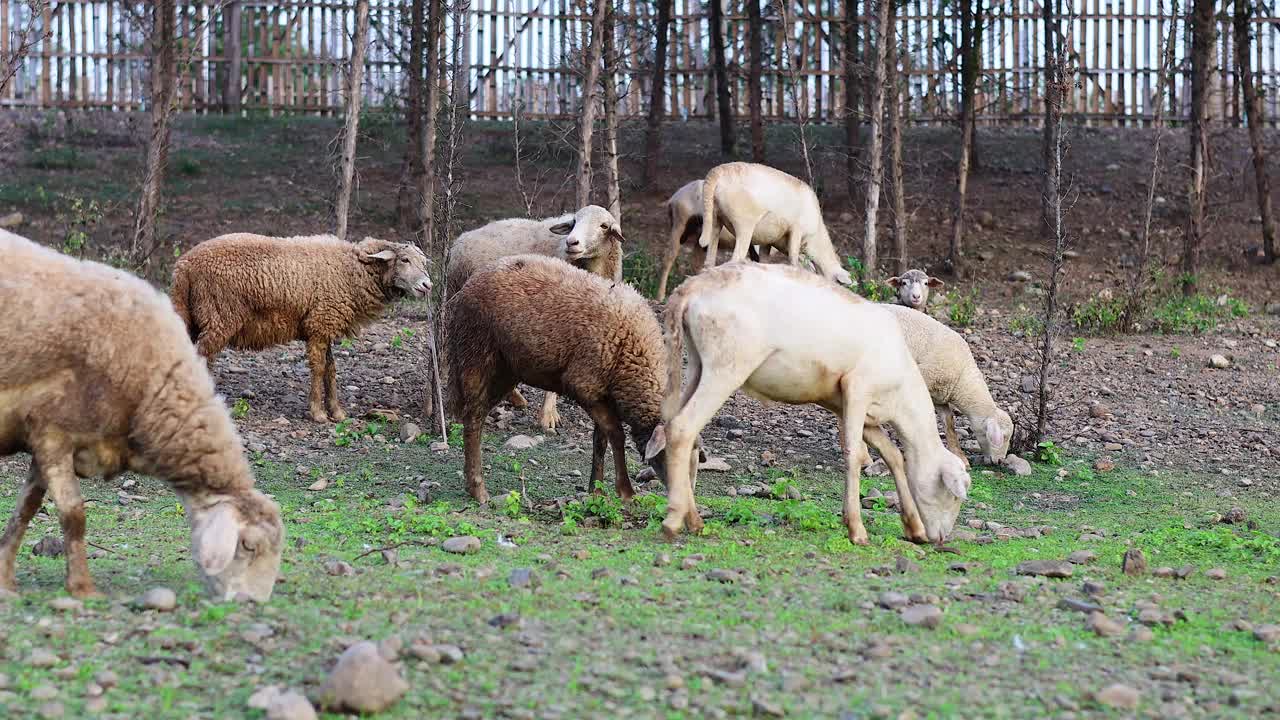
[0,161,1013,604]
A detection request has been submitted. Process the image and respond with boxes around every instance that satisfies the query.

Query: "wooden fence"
[4,0,1280,125]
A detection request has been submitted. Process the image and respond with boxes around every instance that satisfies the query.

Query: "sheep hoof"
[328,407,348,422]
[309,408,330,423]
[539,407,560,433]
[847,528,870,546]
[508,390,528,409]
[660,517,684,540]
[67,583,103,600]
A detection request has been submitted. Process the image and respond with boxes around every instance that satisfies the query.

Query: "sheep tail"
[169,263,197,343]
[661,287,690,422]
[697,169,718,250]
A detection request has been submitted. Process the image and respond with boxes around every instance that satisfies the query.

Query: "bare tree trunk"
[885,0,906,275]
[861,0,889,276]
[223,1,242,113]
[0,1,52,99]
[947,0,982,278]
[747,0,764,162]
[1234,0,1275,263]
[643,0,671,187]
[603,1,622,223]
[709,0,735,155]
[334,0,371,241]
[843,0,861,199]
[1182,0,1213,294]
[419,0,444,250]
[576,0,607,208]
[397,0,427,230]
[130,0,177,268]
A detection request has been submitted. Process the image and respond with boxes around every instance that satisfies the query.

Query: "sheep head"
[970,408,1013,463]
[188,490,284,602]
[358,237,433,299]
[888,269,943,310]
[910,451,970,543]
[549,205,623,262]
[640,425,706,489]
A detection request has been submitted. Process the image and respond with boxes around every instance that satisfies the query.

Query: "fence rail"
[3,0,1280,125]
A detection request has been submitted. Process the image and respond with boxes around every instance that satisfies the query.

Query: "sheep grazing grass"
[444,255,668,505]
[888,268,945,311]
[0,232,284,601]
[171,233,432,423]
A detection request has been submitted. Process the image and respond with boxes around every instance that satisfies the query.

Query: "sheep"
[882,304,1013,466]
[650,261,971,544]
[444,254,675,505]
[697,162,854,287]
[445,205,624,431]
[888,269,944,311]
[657,179,762,301]
[0,232,284,601]
[170,233,432,423]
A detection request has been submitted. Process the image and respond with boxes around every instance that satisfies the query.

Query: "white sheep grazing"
[888,269,944,311]
[1,232,284,601]
[883,304,1013,465]
[657,179,761,301]
[446,205,624,431]
[697,162,854,287]
[649,262,970,544]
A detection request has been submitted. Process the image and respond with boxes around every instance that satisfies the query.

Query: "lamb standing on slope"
[0,232,284,601]
[653,262,970,544]
[698,162,853,287]
[171,233,432,423]
[657,179,761,301]
[445,255,673,505]
[446,205,624,431]
[888,269,944,311]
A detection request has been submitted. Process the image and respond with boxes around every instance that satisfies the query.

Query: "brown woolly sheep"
[444,255,674,505]
[445,206,624,432]
[171,233,432,423]
[0,232,284,601]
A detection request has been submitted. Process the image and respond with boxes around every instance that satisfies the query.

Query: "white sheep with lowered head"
[651,261,970,544]
[657,179,763,301]
[697,162,853,287]
[1,232,284,601]
[888,269,944,311]
[446,205,624,431]
[883,303,1012,465]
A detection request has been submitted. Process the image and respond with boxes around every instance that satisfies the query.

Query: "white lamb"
[648,262,970,544]
[697,162,853,287]
[657,179,761,301]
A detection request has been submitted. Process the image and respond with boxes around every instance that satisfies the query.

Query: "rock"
[508,568,539,589]
[1087,612,1125,637]
[715,415,743,429]
[864,459,889,476]
[1094,683,1140,710]
[325,560,356,577]
[31,537,64,557]
[654,552,672,567]
[635,467,658,484]
[1253,624,1280,643]
[1221,507,1247,524]
[1208,354,1231,369]
[429,440,449,452]
[1002,454,1032,476]
[976,210,996,227]
[442,536,481,554]
[1205,568,1226,581]
[698,457,732,472]
[1121,548,1147,576]
[1058,598,1103,614]
[316,641,408,713]
[680,554,703,570]
[1152,566,1174,578]
[267,691,318,720]
[94,671,118,689]
[0,212,24,228]
[1015,560,1073,579]
[1138,608,1173,627]
[752,697,785,717]
[1066,550,1097,565]
[48,597,82,613]
[1089,403,1111,419]
[37,702,64,720]
[706,569,739,583]
[1008,270,1032,282]
[900,604,942,629]
[307,478,329,492]
[140,587,177,612]
[1174,564,1196,579]
[503,434,542,451]
[398,423,422,443]
[877,591,910,610]
[28,649,59,668]
[894,556,920,574]
[1093,458,1115,473]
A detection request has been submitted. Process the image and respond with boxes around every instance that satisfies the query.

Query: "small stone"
[1174,564,1196,579]
[1138,608,1173,627]
[94,671,118,689]
[752,697,785,717]
[894,556,920,574]
[138,587,177,612]
[1130,626,1155,642]
[1121,548,1147,576]
[30,685,58,701]
[398,423,422,443]
[48,597,82,613]
[1152,566,1174,578]
[249,686,284,710]
[325,560,355,577]
[28,649,59,668]
[654,553,672,567]
[635,467,658,484]
[31,537,64,557]
[1093,458,1115,473]
[1066,550,1097,565]
[1082,580,1105,596]
[429,440,449,452]
[1095,684,1140,710]
[267,691,318,720]
[680,554,703,570]
[706,569,739,583]
[1205,568,1227,581]
[316,641,408,713]
[1008,270,1032,282]
[37,702,64,720]
[508,568,539,589]
[953,623,980,637]
[1222,507,1247,524]
[1058,598,1103,613]
[442,536,481,554]
[1002,454,1032,476]
[1253,624,1280,643]
[900,604,943,629]
[307,478,329,492]
[1087,612,1125,637]
[503,434,542,451]
[1208,354,1231,369]
[698,457,732,472]
[1016,560,1073,578]
[878,592,910,610]
[0,211,25,228]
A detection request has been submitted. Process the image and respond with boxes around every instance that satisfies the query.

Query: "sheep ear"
[985,417,1006,450]
[942,465,970,501]
[192,504,240,576]
[643,425,667,462]
[927,276,946,288]
[549,222,574,236]
[608,226,625,243]
[887,276,904,287]
[362,250,397,264]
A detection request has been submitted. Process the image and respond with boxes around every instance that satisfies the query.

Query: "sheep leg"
[838,374,871,546]
[304,339,332,423]
[938,405,970,469]
[507,388,528,409]
[589,422,608,495]
[585,404,634,501]
[38,449,99,598]
[462,411,491,505]
[863,426,929,544]
[728,218,759,262]
[657,218,686,301]
[324,345,347,422]
[538,392,561,432]
[0,465,47,595]
[660,374,741,539]
[194,321,239,372]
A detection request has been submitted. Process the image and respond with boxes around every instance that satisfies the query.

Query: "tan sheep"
[697,162,854,286]
[0,232,284,601]
[444,255,673,505]
[171,233,432,423]
[446,205,624,431]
